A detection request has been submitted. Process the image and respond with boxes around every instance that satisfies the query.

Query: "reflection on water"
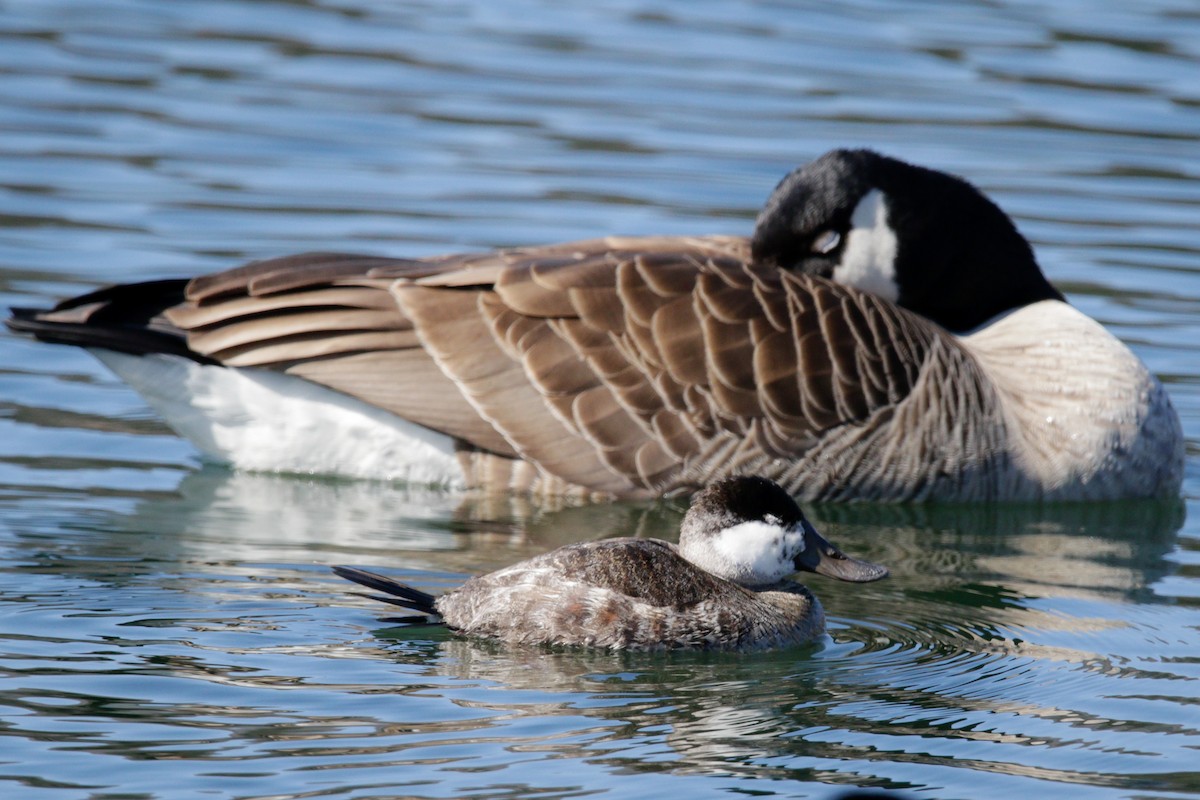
[318,496,1193,795]
[118,468,688,573]
[39,467,1187,606]
[811,500,1186,601]
[2,0,1200,796]
[3,467,1193,796]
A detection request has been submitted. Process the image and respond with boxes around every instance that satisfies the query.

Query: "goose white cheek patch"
[833,188,900,302]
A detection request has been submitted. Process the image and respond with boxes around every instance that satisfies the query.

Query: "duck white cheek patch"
[707,520,801,584]
[833,188,900,302]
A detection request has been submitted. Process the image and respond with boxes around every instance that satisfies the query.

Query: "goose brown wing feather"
[185,253,409,302]
[167,252,519,455]
[47,239,955,496]
[402,238,947,495]
[394,282,635,494]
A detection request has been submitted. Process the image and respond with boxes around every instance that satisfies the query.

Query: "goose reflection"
[52,467,1184,607]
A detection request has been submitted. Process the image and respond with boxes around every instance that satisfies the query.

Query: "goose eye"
[811,229,841,255]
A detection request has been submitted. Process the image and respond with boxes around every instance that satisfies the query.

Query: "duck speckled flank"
[334,476,888,651]
[6,150,1183,501]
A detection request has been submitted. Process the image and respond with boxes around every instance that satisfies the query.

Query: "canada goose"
[334,475,888,651]
[6,149,1183,501]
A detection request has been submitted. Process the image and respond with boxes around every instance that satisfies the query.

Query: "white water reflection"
[2,0,1199,797]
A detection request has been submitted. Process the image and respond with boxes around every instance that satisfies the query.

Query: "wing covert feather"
[401,241,946,494]
[165,252,526,455]
[154,239,957,497]
[531,539,736,609]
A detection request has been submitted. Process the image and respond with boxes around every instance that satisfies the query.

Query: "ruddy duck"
[333,476,888,651]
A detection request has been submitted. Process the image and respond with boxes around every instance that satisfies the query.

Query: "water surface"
[2,1,1199,798]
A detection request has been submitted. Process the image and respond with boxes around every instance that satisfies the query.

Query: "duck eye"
[811,229,841,255]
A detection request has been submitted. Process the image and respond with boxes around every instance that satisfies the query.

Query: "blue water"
[1,1,1199,798]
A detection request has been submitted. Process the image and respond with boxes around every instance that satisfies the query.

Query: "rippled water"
[2,1,1199,798]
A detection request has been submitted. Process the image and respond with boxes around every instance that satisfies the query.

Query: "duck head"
[751,149,1064,333]
[679,475,888,587]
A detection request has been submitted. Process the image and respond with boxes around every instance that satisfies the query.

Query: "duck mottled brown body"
[334,476,887,651]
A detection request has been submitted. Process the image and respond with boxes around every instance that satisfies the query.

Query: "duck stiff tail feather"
[332,565,441,620]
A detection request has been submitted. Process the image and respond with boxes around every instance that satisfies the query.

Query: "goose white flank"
[333,476,888,651]
[6,149,1183,501]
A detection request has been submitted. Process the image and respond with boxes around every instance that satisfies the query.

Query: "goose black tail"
[332,565,440,617]
[6,279,213,362]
